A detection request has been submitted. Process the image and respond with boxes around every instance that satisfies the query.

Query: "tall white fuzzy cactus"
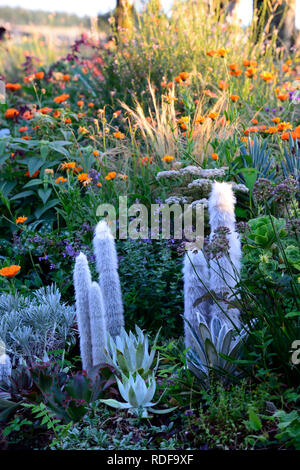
[183,249,211,350]
[93,220,124,338]
[73,252,93,373]
[184,181,242,347]
[74,220,124,374]
[89,282,107,365]
[208,182,241,329]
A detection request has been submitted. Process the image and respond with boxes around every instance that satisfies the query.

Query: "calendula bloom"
[229,63,238,71]
[245,67,257,78]
[113,131,125,139]
[5,83,22,91]
[218,80,228,90]
[162,155,174,162]
[54,94,70,104]
[281,126,300,140]
[77,173,90,182]
[271,117,281,124]
[216,47,229,57]
[211,153,219,160]
[179,72,189,80]
[230,69,242,77]
[53,110,61,118]
[207,112,218,120]
[39,107,53,114]
[77,100,84,107]
[206,50,217,57]
[277,122,292,131]
[195,116,205,124]
[5,108,19,119]
[61,162,76,170]
[65,118,72,124]
[277,93,289,101]
[260,71,274,82]
[105,171,117,180]
[0,265,21,278]
[93,150,100,156]
[265,126,278,134]
[174,76,182,83]
[35,71,44,80]
[19,126,28,132]
[230,95,239,102]
[55,176,67,184]
[16,216,28,224]
[25,170,40,178]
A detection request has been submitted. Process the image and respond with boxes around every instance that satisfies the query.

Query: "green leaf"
[38,188,52,205]
[34,199,59,219]
[247,408,262,431]
[27,157,44,176]
[10,190,34,201]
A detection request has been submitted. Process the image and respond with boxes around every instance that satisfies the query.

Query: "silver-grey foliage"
[0,284,75,366]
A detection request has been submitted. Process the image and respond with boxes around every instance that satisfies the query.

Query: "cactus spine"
[73,220,124,374]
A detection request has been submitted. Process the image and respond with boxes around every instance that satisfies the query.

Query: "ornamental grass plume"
[93,220,124,338]
[208,182,241,329]
[89,282,107,366]
[73,252,93,373]
[183,249,211,350]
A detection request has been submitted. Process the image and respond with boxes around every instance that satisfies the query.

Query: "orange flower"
[5,83,22,91]
[22,110,34,120]
[245,67,257,78]
[162,155,174,162]
[25,169,40,178]
[264,126,278,134]
[88,102,94,108]
[203,89,217,98]
[63,74,70,81]
[277,93,289,101]
[179,72,189,80]
[113,110,122,118]
[53,110,61,118]
[216,47,229,57]
[281,126,300,140]
[97,183,102,187]
[251,118,258,125]
[5,108,19,119]
[77,100,84,107]
[16,216,28,224]
[277,122,292,131]
[65,118,72,124]
[19,126,28,132]
[241,136,254,146]
[230,95,239,102]
[21,136,32,140]
[244,126,259,135]
[228,63,238,71]
[77,173,90,183]
[218,80,228,90]
[39,107,53,114]
[211,153,218,160]
[230,69,242,77]
[195,116,205,124]
[118,173,128,180]
[174,76,182,83]
[271,117,281,124]
[206,50,217,57]
[93,150,100,157]
[113,131,125,139]
[260,71,274,82]
[35,71,44,80]
[55,176,67,184]
[140,156,153,165]
[105,171,117,180]
[61,162,76,170]
[207,112,218,120]
[54,94,70,104]
[0,265,21,278]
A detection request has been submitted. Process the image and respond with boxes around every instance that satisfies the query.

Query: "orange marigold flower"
[260,71,274,82]
[271,117,281,124]
[55,176,67,184]
[206,50,217,57]
[229,63,238,71]
[244,126,259,135]
[61,162,76,170]
[53,110,61,118]
[265,126,278,134]
[35,71,44,80]
[54,94,70,104]
[77,173,90,182]
[97,182,102,187]
[230,95,239,102]
[93,150,100,157]
[77,100,84,107]
[179,72,189,80]
[211,153,218,160]
[22,110,34,120]
[245,67,257,78]
[277,121,292,131]
[63,74,70,81]
[16,216,28,224]
[216,47,229,57]
[5,83,22,91]
[218,80,229,90]
[105,171,117,180]
[39,107,53,114]
[195,116,205,124]
[174,76,182,83]
[0,265,21,278]
[19,126,28,132]
[88,102,94,108]
[207,112,218,120]
[277,93,289,101]
[65,118,72,124]
[251,118,258,124]
[162,155,174,162]
[113,131,125,139]
[5,108,19,119]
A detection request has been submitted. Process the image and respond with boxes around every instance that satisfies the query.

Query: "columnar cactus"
[73,220,124,374]
[183,249,211,350]
[73,252,93,373]
[93,221,124,338]
[184,181,242,350]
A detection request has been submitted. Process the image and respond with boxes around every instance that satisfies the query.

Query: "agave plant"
[101,372,175,418]
[239,134,277,180]
[281,134,300,182]
[185,313,247,385]
[105,325,160,379]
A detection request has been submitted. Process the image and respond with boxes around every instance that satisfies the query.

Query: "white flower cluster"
[188,179,249,194]
[156,165,228,181]
[165,196,189,204]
